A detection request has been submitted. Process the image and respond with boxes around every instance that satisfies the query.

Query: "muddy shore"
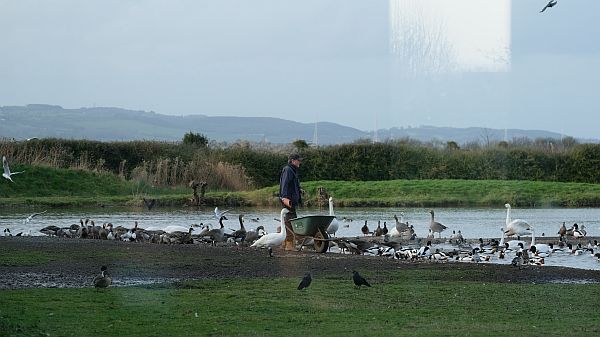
[1,237,599,290]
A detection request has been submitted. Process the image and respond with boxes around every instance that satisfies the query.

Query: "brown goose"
[93,266,112,288]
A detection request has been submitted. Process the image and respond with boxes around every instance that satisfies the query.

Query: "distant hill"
[0,104,584,145]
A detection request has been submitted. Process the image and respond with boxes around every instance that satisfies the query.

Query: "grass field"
[2,163,600,208]
[1,269,599,337]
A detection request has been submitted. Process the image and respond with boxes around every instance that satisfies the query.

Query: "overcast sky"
[1,0,599,138]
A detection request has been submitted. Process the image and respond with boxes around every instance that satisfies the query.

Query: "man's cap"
[288,153,303,161]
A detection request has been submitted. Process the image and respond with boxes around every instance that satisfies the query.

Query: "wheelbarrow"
[289,215,335,253]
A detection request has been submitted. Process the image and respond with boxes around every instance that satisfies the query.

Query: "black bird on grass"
[352,270,371,288]
[298,273,312,290]
[93,266,112,288]
[540,0,557,13]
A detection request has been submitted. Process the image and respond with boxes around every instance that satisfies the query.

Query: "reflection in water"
[1,206,599,270]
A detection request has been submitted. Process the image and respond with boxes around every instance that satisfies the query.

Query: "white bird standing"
[214,206,232,220]
[326,197,340,237]
[2,156,25,182]
[504,203,531,237]
[251,208,289,257]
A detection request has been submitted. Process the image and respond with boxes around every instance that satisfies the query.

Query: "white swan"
[251,208,289,256]
[504,203,531,237]
[326,197,340,237]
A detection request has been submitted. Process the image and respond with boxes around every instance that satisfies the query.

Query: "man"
[279,153,303,251]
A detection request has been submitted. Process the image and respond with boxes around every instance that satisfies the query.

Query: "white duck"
[251,208,289,256]
[504,203,531,237]
[326,197,340,237]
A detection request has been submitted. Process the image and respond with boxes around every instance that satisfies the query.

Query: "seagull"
[24,210,48,224]
[214,206,232,220]
[540,0,557,13]
[2,156,25,182]
[297,273,312,290]
[352,270,371,288]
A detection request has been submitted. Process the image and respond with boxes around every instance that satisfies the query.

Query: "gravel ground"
[1,237,599,290]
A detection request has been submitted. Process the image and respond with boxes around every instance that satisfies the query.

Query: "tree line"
[2,135,600,190]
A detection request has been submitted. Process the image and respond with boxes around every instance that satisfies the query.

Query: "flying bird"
[214,206,232,220]
[24,210,47,224]
[2,156,25,182]
[540,0,557,13]
[352,270,371,288]
[297,273,312,290]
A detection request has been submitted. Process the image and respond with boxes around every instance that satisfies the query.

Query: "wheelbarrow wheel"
[313,229,329,253]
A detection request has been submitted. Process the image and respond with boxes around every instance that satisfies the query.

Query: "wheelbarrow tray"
[289,215,335,236]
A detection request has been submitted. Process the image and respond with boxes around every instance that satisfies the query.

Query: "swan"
[251,208,289,256]
[23,210,47,224]
[504,203,531,237]
[203,216,226,246]
[243,225,264,245]
[326,197,340,237]
[429,210,447,238]
[2,156,25,182]
[163,225,193,234]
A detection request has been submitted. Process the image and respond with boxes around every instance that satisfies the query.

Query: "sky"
[1,0,599,139]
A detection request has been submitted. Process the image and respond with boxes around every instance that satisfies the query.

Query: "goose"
[504,204,531,237]
[393,213,409,233]
[382,222,388,235]
[326,197,340,237]
[93,266,112,288]
[243,225,264,245]
[374,221,383,236]
[361,221,370,236]
[251,208,289,256]
[39,225,60,237]
[429,210,447,238]
[2,156,25,182]
[557,222,567,237]
[203,216,227,246]
[352,270,371,288]
[230,214,247,242]
[169,226,195,244]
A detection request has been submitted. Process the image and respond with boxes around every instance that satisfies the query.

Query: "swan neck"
[329,200,334,216]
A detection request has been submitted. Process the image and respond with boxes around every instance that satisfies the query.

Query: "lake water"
[2,206,599,270]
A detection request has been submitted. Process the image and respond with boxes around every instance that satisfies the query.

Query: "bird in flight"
[540,0,557,13]
[24,210,48,224]
[2,156,25,182]
[297,273,312,290]
[214,206,232,220]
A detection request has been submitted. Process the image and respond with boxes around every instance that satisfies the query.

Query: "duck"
[430,249,448,261]
[504,204,531,237]
[529,228,551,254]
[326,197,340,237]
[251,208,289,256]
[93,266,112,288]
[429,210,447,238]
[557,222,567,238]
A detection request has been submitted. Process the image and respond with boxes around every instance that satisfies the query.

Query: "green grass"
[3,163,600,208]
[1,270,599,337]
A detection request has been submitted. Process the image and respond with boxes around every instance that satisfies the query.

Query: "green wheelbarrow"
[289,215,335,253]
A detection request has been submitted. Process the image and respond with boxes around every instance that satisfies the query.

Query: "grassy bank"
[1,270,599,337]
[2,164,600,207]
